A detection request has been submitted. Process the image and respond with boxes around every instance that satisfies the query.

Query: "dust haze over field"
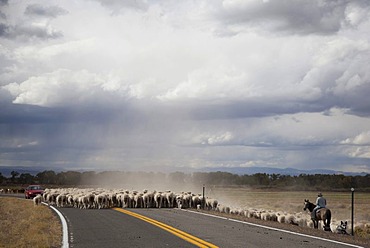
[78,171,205,194]
[1,1,370,174]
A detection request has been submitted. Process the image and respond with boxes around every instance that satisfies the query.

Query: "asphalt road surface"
[57,207,360,248]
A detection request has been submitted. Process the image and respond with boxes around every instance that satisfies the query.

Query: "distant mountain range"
[0,165,368,177]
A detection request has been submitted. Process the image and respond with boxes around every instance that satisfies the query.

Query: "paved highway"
[57,207,361,248]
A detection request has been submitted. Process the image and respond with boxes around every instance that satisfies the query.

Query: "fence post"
[351,187,354,236]
[202,184,205,210]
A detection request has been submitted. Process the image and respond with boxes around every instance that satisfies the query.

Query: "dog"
[336,221,349,234]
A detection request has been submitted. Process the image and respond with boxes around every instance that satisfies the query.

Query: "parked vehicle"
[25,185,44,199]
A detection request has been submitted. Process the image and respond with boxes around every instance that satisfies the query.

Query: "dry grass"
[0,197,62,248]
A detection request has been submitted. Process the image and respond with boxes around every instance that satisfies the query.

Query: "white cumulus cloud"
[3,69,107,106]
[341,131,370,145]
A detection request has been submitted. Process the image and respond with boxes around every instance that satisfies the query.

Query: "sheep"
[33,194,42,206]
[134,193,144,208]
[176,194,183,209]
[181,192,192,209]
[56,194,67,208]
[143,191,155,208]
[285,214,299,226]
[216,203,230,214]
[79,194,92,209]
[95,193,108,209]
[164,191,176,208]
[192,194,201,208]
[269,212,278,222]
[128,192,136,208]
[46,193,58,205]
[122,192,130,208]
[260,212,271,221]
[205,198,218,211]
[246,209,258,219]
[277,213,286,224]
[67,194,76,208]
[154,192,164,208]
[107,193,118,208]
[72,194,82,208]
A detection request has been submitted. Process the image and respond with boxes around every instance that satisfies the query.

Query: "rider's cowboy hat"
[318,192,323,197]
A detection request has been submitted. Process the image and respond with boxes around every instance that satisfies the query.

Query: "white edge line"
[181,209,364,248]
[42,203,69,248]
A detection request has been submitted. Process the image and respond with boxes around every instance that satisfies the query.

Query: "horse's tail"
[326,209,331,226]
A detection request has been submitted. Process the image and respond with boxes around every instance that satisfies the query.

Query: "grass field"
[207,186,370,235]
[0,197,62,248]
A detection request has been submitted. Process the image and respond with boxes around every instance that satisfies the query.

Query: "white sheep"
[95,193,108,209]
[165,191,176,208]
[216,203,230,214]
[206,198,218,211]
[143,191,155,208]
[134,193,144,208]
[179,192,192,209]
[192,194,201,208]
[56,194,67,207]
[122,192,130,208]
[33,194,42,206]
[154,192,163,208]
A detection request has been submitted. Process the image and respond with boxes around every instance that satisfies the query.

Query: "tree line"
[1,170,369,191]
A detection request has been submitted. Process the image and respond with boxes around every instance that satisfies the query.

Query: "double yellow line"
[113,208,218,248]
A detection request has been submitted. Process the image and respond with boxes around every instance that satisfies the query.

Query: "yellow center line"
[113,208,219,248]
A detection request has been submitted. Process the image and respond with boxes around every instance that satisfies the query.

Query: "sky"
[1,0,370,173]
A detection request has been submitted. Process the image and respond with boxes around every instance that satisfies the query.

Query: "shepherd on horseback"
[304,193,331,231]
[313,192,326,219]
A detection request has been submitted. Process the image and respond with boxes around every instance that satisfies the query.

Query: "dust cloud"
[78,171,205,194]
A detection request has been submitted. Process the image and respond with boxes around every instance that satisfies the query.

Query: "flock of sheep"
[38,188,217,211]
[0,188,17,194]
[33,187,359,235]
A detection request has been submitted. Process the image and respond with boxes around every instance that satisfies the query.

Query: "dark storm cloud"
[24,4,68,18]
[181,92,333,121]
[0,3,66,40]
[0,0,7,19]
[0,23,9,36]
[0,101,137,168]
[215,0,364,35]
[15,24,62,39]
[325,84,370,117]
[0,23,62,39]
[0,102,127,125]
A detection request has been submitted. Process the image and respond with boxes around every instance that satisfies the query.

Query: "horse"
[303,199,331,231]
